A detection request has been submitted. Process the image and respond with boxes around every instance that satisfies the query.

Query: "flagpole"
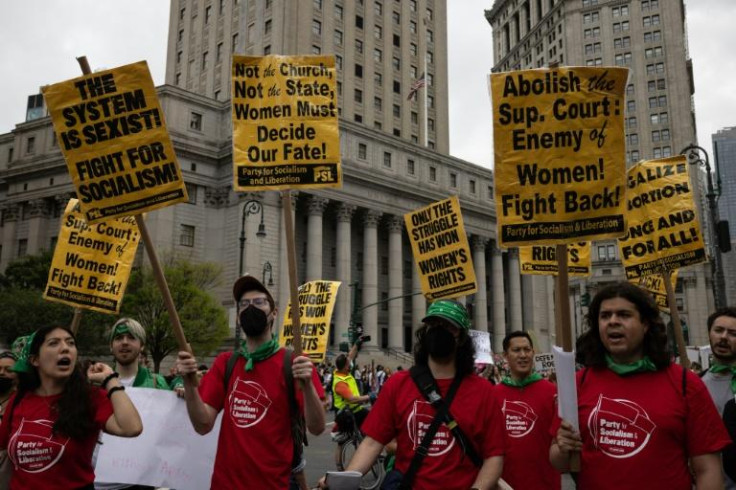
[422,54,428,147]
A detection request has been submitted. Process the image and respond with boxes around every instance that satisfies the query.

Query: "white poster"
[469,329,493,364]
[534,352,555,373]
[553,346,579,433]
[95,388,221,490]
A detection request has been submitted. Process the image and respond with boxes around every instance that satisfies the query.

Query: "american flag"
[407,72,426,100]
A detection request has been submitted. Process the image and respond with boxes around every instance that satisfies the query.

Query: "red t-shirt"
[362,370,504,490]
[553,364,732,490]
[0,388,113,489]
[493,379,561,490]
[198,349,322,490]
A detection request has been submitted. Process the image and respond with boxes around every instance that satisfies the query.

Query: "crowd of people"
[0,276,734,489]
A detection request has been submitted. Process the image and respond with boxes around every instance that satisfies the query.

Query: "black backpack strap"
[223,351,239,393]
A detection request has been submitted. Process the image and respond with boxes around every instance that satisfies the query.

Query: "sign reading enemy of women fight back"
[43,199,139,314]
[519,242,591,276]
[618,156,706,279]
[279,280,340,362]
[629,271,678,313]
[232,55,341,191]
[491,67,629,247]
[42,61,187,224]
[405,196,477,300]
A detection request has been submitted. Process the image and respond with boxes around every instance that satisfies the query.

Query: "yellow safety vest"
[332,371,363,412]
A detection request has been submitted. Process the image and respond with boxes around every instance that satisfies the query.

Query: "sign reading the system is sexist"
[42,62,187,224]
[232,55,341,191]
[279,280,340,362]
[405,196,477,300]
[491,67,629,247]
[618,156,706,279]
[44,199,139,313]
[519,242,591,276]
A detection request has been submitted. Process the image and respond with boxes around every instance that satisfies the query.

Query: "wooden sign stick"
[281,190,302,356]
[69,308,83,336]
[662,271,689,369]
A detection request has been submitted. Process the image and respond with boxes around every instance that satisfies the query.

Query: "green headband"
[109,323,145,345]
[423,300,471,330]
[11,332,37,373]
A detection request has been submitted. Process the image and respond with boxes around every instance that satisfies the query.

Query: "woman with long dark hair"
[0,325,142,489]
[551,282,731,489]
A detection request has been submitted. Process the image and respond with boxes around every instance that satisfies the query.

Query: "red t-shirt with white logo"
[494,379,561,490]
[0,388,113,489]
[554,364,731,490]
[362,370,504,490]
[198,349,322,490]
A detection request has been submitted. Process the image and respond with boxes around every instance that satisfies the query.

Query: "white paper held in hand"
[552,345,579,433]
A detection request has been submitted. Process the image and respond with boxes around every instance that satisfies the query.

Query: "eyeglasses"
[238,297,270,309]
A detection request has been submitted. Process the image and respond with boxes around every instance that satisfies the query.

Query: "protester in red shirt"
[0,325,142,490]
[494,331,560,489]
[551,282,731,489]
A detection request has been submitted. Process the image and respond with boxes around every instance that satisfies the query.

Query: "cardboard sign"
[232,55,341,190]
[491,67,629,246]
[43,199,139,313]
[42,61,187,223]
[629,270,678,313]
[618,156,706,279]
[519,242,591,276]
[469,330,493,364]
[534,352,555,373]
[279,280,340,362]
[404,196,477,300]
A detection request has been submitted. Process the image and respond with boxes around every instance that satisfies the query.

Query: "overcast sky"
[1,0,734,170]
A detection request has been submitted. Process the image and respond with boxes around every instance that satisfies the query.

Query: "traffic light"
[717,220,731,253]
[581,292,591,307]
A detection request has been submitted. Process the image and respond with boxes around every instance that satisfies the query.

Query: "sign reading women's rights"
[629,271,678,313]
[618,156,706,279]
[279,280,340,362]
[491,67,629,247]
[42,62,187,224]
[519,242,590,276]
[43,199,139,313]
[405,196,477,300]
[232,55,341,191]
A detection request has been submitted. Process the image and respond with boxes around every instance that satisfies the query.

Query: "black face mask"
[0,376,13,394]
[239,306,270,337]
[422,326,456,359]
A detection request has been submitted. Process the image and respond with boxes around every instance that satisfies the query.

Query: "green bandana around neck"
[11,332,37,374]
[709,362,736,394]
[605,354,657,376]
[501,372,543,387]
[237,336,281,371]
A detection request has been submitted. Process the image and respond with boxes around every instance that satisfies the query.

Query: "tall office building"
[713,126,736,302]
[164,0,450,153]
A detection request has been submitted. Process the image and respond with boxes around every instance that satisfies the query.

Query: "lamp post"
[262,261,274,286]
[235,199,267,348]
[681,144,726,309]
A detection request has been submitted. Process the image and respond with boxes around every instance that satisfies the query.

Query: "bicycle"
[332,409,385,490]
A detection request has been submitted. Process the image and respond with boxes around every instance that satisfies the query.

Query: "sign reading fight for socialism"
[42,61,187,224]
[491,67,629,246]
[629,271,678,313]
[279,280,340,362]
[405,196,477,300]
[618,156,706,279]
[519,242,591,276]
[232,55,341,191]
[43,199,139,313]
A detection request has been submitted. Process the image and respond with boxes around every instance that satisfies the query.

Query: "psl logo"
[228,378,273,428]
[313,166,333,183]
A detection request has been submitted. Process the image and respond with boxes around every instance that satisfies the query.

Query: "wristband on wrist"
[107,386,125,399]
[101,372,120,389]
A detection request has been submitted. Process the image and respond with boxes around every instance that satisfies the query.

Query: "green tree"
[121,257,229,372]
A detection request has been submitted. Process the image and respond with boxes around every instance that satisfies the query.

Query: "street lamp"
[681,144,726,309]
[238,199,267,277]
[262,261,274,286]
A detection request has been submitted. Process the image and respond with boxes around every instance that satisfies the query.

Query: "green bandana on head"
[237,336,281,371]
[709,362,736,395]
[109,323,145,345]
[501,372,543,387]
[605,354,657,376]
[11,332,37,373]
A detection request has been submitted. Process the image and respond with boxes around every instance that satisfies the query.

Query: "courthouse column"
[491,245,506,352]
[335,203,355,346]
[361,210,382,347]
[412,265,426,336]
[26,199,50,255]
[472,236,489,332]
[0,204,20,272]
[388,216,404,349]
[306,196,329,281]
[508,248,523,331]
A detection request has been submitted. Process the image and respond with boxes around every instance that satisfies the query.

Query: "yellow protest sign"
[232,55,341,191]
[519,242,591,276]
[405,196,477,300]
[42,61,187,224]
[491,67,629,247]
[630,271,678,313]
[43,199,140,314]
[279,280,340,362]
[618,156,706,279]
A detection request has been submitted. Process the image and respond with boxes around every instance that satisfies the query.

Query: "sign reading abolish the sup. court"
[43,199,139,313]
[279,280,340,362]
[232,55,341,191]
[42,61,187,224]
[630,271,678,313]
[405,196,477,300]
[491,67,629,247]
[618,156,706,279]
[519,242,590,276]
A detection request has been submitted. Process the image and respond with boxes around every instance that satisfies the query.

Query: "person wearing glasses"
[176,275,325,490]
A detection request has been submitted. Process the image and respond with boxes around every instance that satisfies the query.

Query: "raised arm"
[177,351,218,435]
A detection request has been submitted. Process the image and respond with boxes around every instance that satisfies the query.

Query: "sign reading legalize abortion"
[618,156,706,279]
[405,196,477,300]
[42,62,187,224]
[630,271,678,313]
[279,280,340,362]
[232,55,341,191]
[519,242,591,276]
[43,199,139,313]
[491,67,629,246]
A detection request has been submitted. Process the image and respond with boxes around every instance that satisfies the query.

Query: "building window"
[7,147,13,163]
[410,20,417,34]
[428,118,435,132]
[393,128,401,137]
[178,29,184,42]
[393,80,401,94]
[26,137,35,154]
[450,173,457,187]
[381,152,392,168]
[314,0,322,10]
[356,15,363,29]
[180,7,185,19]
[375,25,382,39]
[312,19,322,35]
[393,104,400,117]
[410,0,417,12]
[598,244,616,261]
[354,114,363,123]
[216,43,223,63]
[411,111,418,124]
[232,33,239,51]
[374,1,382,16]
[336,55,343,69]
[429,166,437,181]
[392,56,400,70]
[190,112,202,131]
[355,63,363,78]
[265,19,272,35]
[407,159,415,175]
[627,100,636,112]
[354,89,363,103]
[373,48,382,62]
[186,183,197,204]
[202,51,209,70]
[355,39,363,53]
[358,143,367,159]
[469,179,476,194]
[374,72,382,86]
[374,96,382,110]
[334,30,343,45]
[18,239,28,258]
[426,7,433,20]
[392,11,400,24]
[180,225,195,247]
[205,5,211,23]
[335,4,343,20]
[410,43,417,56]
[393,34,400,47]
[428,95,434,108]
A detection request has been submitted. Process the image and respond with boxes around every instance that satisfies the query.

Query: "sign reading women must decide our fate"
[491,67,629,247]
[232,55,341,191]
[618,156,706,278]
[43,199,139,313]
[405,196,477,300]
[42,61,188,223]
